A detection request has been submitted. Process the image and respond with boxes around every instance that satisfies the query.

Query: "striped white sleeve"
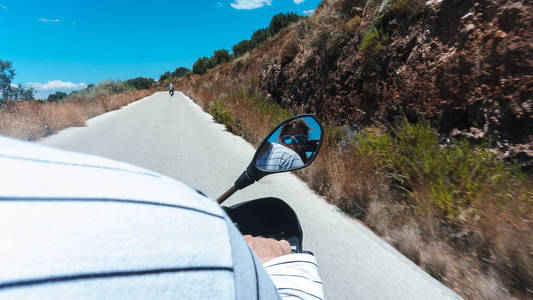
[263,254,324,300]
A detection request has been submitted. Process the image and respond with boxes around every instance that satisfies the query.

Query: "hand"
[243,235,291,264]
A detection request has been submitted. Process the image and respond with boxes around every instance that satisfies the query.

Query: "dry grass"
[213,93,276,145]
[366,201,528,299]
[0,89,154,140]
[473,272,514,300]
[176,70,533,298]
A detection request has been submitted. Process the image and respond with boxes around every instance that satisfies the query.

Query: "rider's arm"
[245,236,324,300]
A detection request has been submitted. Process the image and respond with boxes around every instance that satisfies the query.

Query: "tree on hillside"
[159,71,172,82]
[268,12,305,36]
[233,40,253,57]
[8,85,35,101]
[206,56,217,69]
[213,49,232,65]
[185,12,307,77]
[1,59,35,102]
[99,80,130,94]
[0,59,15,101]
[248,13,304,48]
[47,91,68,102]
[250,28,269,47]
[173,67,191,77]
[125,77,155,90]
[193,57,209,74]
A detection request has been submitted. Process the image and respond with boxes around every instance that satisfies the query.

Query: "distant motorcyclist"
[168,83,174,96]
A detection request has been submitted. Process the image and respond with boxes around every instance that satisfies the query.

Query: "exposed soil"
[259,0,532,167]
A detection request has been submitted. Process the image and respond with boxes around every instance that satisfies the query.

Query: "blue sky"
[0,0,320,98]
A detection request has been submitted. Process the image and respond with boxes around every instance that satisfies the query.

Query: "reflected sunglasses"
[281,134,308,145]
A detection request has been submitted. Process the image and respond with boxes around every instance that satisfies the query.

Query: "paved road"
[41,92,461,300]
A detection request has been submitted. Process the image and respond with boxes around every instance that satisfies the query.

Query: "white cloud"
[25,80,87,99]
[304,9,315,16]
[26,80,87,91]
[294,0,305,4]
[10,83,19,88]
[0,4,7,10]
[38,18,61,23]
[230,0,271,9]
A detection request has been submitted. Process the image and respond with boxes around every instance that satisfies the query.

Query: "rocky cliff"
[258,0,532,165]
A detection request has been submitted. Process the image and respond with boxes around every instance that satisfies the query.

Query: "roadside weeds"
[0,89,154,140]
[173,75,532,299]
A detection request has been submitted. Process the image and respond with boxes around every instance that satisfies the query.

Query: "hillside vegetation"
[170,0,532,298]
[157,12,305,80]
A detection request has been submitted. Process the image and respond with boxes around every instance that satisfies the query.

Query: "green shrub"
[47,91,68,102]
[250,28,269,47]
[324,125,344,146]
[251,12,305,48]
[206,57,217,69]
[346,15,361,31]
[268,12,305,36]
[98,80,130,94]
[233,40,253,57]
[193,57,209,75]
[125,77,154,90]
[359,26,389,54]
[159,71,172,81]
[0,59,35,102]
[6,85,35,101]
[190,12,306,71]
[213,49,232,65]
[209,100,233,131]
[69,80,130,99]
[0,59,15,102]
[355,120,528,218]
[173,67,191,77]
[248,93,292,125]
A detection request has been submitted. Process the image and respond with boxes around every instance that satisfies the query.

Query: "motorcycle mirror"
[254,115,323,173]
[217,114,323,204]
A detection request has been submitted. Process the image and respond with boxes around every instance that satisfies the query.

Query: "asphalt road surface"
[41,92,461,300]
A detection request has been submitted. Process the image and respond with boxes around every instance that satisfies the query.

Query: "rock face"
[259,0,532,165]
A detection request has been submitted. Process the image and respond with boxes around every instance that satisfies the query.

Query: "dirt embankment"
[259,0,532,166]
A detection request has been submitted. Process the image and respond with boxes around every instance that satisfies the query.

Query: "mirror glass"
[255,115,323,172]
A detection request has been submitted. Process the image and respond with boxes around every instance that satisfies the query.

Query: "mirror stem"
[217,186,237,204]
[217,169,256,204]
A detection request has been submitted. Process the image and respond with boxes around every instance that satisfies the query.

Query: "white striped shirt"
[256,143,304,171]
[265,254,324,300]
[0,136,323,299]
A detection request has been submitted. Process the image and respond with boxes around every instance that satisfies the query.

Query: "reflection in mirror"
[255,116,322,172]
